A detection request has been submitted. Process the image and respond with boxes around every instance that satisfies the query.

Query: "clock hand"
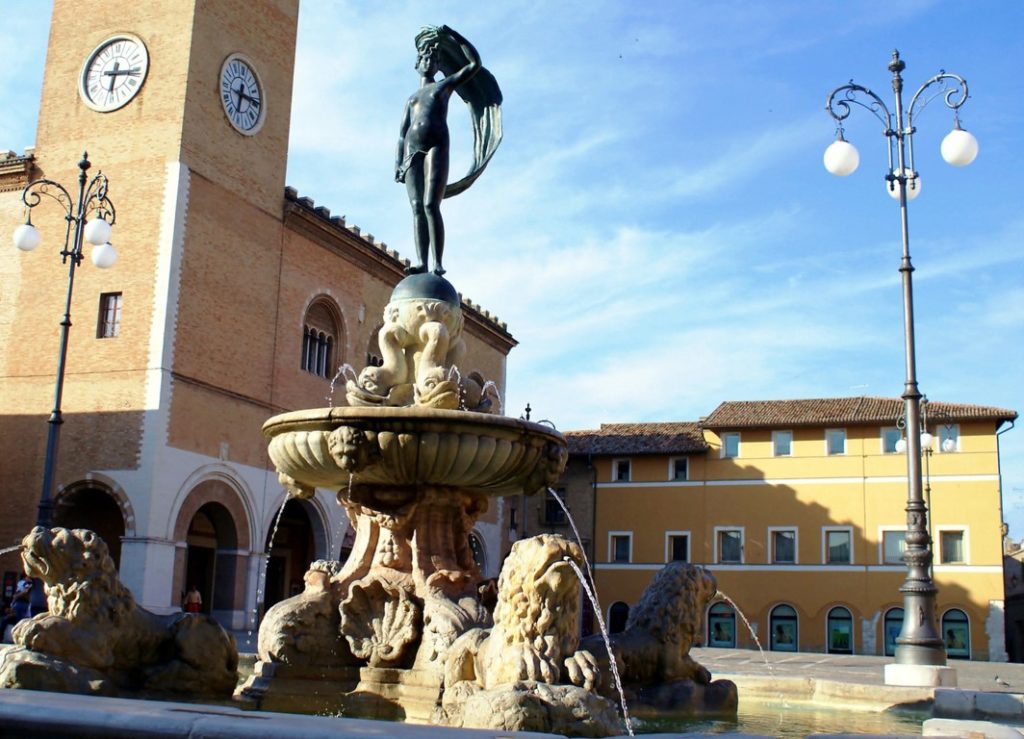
[106,61,121,92]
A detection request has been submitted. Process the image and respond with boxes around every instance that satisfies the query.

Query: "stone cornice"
[0,152,34,193]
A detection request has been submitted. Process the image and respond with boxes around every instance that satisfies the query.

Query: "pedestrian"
[183,584,202,614]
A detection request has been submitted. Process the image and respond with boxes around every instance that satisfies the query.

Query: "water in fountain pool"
[634,698,927,736]
[0,545,22,557]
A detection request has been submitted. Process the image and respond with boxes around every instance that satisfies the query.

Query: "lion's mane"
[10,526,237,698]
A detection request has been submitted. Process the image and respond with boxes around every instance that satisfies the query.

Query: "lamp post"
[825,52,976,683]
[12,151,117,613]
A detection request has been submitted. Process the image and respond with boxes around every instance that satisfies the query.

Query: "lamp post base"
[884,663,958,688]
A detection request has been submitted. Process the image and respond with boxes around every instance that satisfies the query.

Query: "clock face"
[220,54,266,135]
[79,34,149,112]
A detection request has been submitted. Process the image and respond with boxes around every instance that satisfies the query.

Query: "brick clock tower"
[0,1,306,623]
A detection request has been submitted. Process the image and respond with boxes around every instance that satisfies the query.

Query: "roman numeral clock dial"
[220,54,266,135]
[79,34,149,112]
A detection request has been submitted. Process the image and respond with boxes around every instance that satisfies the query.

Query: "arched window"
[827,606,853,654]
[300,299,342,378]
[942,608,970,659]
[366,324,384,368]
[708,602,736,647]
[884,607,904,656]
[468,533,486,573]
[608,601,629,634]
[770,604,798,652]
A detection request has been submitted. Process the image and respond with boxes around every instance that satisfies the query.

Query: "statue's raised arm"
[396,25,502,276]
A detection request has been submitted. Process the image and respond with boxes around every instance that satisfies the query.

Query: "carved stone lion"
[581,562,737,715]
[437,534,620,736]
[445,533,596,690]
[1,527,238,698]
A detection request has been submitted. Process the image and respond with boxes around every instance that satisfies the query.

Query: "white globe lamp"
[941,126,978,167]
[84,217,112,246]
[13,223,41,252]
[888,169,921,201]
[824,137,860,176]
[91,242,118,269]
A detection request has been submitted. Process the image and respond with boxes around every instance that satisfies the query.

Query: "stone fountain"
[0,24,738,737]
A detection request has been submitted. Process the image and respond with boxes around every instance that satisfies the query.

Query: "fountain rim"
[263,405,566,445]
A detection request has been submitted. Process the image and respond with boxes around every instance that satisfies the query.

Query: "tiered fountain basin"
[265,405,567,497]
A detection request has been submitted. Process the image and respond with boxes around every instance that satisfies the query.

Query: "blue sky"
[4,2,1024,535]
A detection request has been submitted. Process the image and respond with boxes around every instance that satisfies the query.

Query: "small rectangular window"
[826,428,847,456]
[718,529,742,563]
[940,531,965,564]
[668,534,689,562]
[610,533,632,563]
[773,430,793,457]
[97,292,122,338]
[721,432,740,459]
[939,425,960,453]
[670,458,688,481]
[772,529,796,564]
[544,489,568,525]
[882,427,902,454]
[825,529,851,564]
[883,530,906,564]
[613,459,631,482]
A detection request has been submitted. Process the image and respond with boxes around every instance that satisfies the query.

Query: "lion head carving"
[492,533,583,655]
[21,526,134,624]
[626,561,718,658]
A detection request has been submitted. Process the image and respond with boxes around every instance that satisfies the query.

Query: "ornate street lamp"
[12,151,117,613]
[825,51,975,685]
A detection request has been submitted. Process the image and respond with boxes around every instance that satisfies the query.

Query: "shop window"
[770,604,798,652]
[708,602,736,647]
[827,606,853,654]
[942,608,970,659]
[884,607,904,656]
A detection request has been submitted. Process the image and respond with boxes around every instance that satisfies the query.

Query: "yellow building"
[570,397,1016,660]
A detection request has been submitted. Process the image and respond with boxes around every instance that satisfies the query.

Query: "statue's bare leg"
[405,154,429,274]
[424,147,449,276]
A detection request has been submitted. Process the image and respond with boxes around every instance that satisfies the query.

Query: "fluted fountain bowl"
[264,406,567,497]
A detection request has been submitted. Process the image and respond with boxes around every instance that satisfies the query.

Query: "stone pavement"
[692,646,1024,694]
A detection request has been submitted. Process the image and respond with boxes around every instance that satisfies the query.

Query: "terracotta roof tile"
[566,422,706,456]
[702,396,1017,430]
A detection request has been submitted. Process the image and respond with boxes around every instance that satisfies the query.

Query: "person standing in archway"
[183,584,202,614]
